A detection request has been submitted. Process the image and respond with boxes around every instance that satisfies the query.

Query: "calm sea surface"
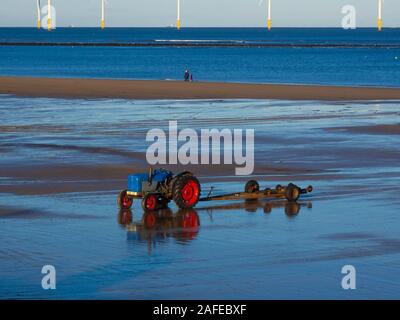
[0,27,400,86]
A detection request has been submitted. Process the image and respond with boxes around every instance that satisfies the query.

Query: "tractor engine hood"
[127,169,173,194]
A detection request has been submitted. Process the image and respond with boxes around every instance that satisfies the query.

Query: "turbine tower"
[36,0,41,29]
[267,0,272,31]
[101,0,105,29]
[378,0,382,31]
[177,0,181,30]
[47,0,51,31]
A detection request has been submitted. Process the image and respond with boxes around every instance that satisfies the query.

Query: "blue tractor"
[118,168,201,211]
[118,168,313,212]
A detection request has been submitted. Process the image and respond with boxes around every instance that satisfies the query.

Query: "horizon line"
[1,26,399,29]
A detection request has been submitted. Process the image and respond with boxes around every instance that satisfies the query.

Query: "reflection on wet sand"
[2,95,400,299]
[197,199,312,217]
[118,208,200,255]
[118,200,312,254]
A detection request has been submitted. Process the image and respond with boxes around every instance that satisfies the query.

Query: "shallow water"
[0,96,400,299]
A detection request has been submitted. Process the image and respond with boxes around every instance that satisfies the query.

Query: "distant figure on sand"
[184,69,190,82]
[190,74,193,82]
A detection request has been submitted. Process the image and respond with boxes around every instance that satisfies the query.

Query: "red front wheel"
[141,193,158,211]
[118,190,133,210]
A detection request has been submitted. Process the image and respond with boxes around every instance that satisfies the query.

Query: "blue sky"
[0,0,398,27]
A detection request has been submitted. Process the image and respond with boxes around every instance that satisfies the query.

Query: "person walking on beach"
[190,74,193,82]
[184,69,190,82]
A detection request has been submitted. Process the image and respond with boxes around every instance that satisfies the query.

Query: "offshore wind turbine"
[260,0,272,30]
[378,0,383,31]
[47,0,52,31]
[177,0,181,30]
[36,0,41,29]
[101,0,105,29]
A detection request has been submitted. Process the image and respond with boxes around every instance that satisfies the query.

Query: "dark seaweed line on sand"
[1,42,400,48]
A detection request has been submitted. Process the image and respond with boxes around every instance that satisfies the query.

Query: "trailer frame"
[199,183,313,203]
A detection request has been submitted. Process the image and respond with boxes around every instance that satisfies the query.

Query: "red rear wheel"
[181,180,199,206]
[173,175,201,209]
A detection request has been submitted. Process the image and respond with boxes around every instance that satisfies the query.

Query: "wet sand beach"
[2,76,400,100]
[1,97,400,299]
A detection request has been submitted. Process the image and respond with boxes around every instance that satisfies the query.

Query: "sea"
[0,27,400,86]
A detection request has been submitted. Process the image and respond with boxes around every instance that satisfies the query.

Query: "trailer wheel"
[245,180,259,193]
[142,193,158,211]
[118,190,133,210]
[173,175,201,209]
[285,185,301,202]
